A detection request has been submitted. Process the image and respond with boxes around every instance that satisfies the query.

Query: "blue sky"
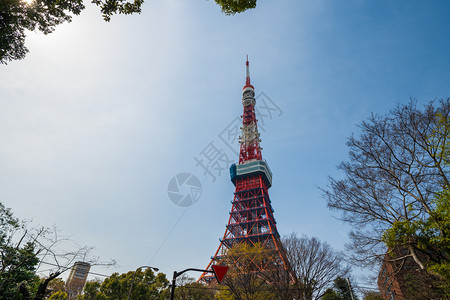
[1,0,449,291]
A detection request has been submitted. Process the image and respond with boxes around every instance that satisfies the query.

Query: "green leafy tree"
[324,99,449,297]
[0,201,40,300]
[381,103,450,296]
[79,268,169,299]
[78,280,102,300]
[425,110,450,287]
[428,189,450,284]
[48,290,68,300]
[214,0,256,15]
[323,277,358,300]
[215,286,235,300]
[0,0,142,64]
[322,289,341,300]
[0,203,65,300]
[334,277,357,300]
[46,278,66,296]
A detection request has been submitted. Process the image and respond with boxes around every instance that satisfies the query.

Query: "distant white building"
[66,261,91,300]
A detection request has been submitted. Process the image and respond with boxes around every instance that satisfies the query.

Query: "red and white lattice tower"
[199,57,290,283]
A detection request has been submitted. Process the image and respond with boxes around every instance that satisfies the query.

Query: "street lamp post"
[169,268,214,300]
[127,265,159,300]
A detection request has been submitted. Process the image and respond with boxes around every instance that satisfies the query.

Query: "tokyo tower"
[199,58,290,283]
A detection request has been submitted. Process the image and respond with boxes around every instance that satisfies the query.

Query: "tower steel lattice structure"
[199,58,290,283]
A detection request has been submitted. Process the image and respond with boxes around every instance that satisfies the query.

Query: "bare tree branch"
[322,99,450,275]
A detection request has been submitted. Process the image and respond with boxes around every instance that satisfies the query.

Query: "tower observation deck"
[199,58,291,283]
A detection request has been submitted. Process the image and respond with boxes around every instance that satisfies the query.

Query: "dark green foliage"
[79,268,169,299]
[0,0,141,64]
[46,278,66,296]
[91,0,143,21]
[0,242,39,299]
[214,0,257,15]
[0,202,83,300]
[321,277,358,300]
[322,288,341,300]
[428,190,450,293]
[78,280,101,300]
[333,277,357,300]
[0,202,39,300]
[0,200,19,236]
[383,189,450,281]
[0,0,85,63]
[48,290,68,299]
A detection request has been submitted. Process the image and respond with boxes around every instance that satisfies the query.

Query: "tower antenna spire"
[245,55,251,87]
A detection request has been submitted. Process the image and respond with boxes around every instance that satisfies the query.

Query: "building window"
[381,266,386,278]
[384,275,389,287]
